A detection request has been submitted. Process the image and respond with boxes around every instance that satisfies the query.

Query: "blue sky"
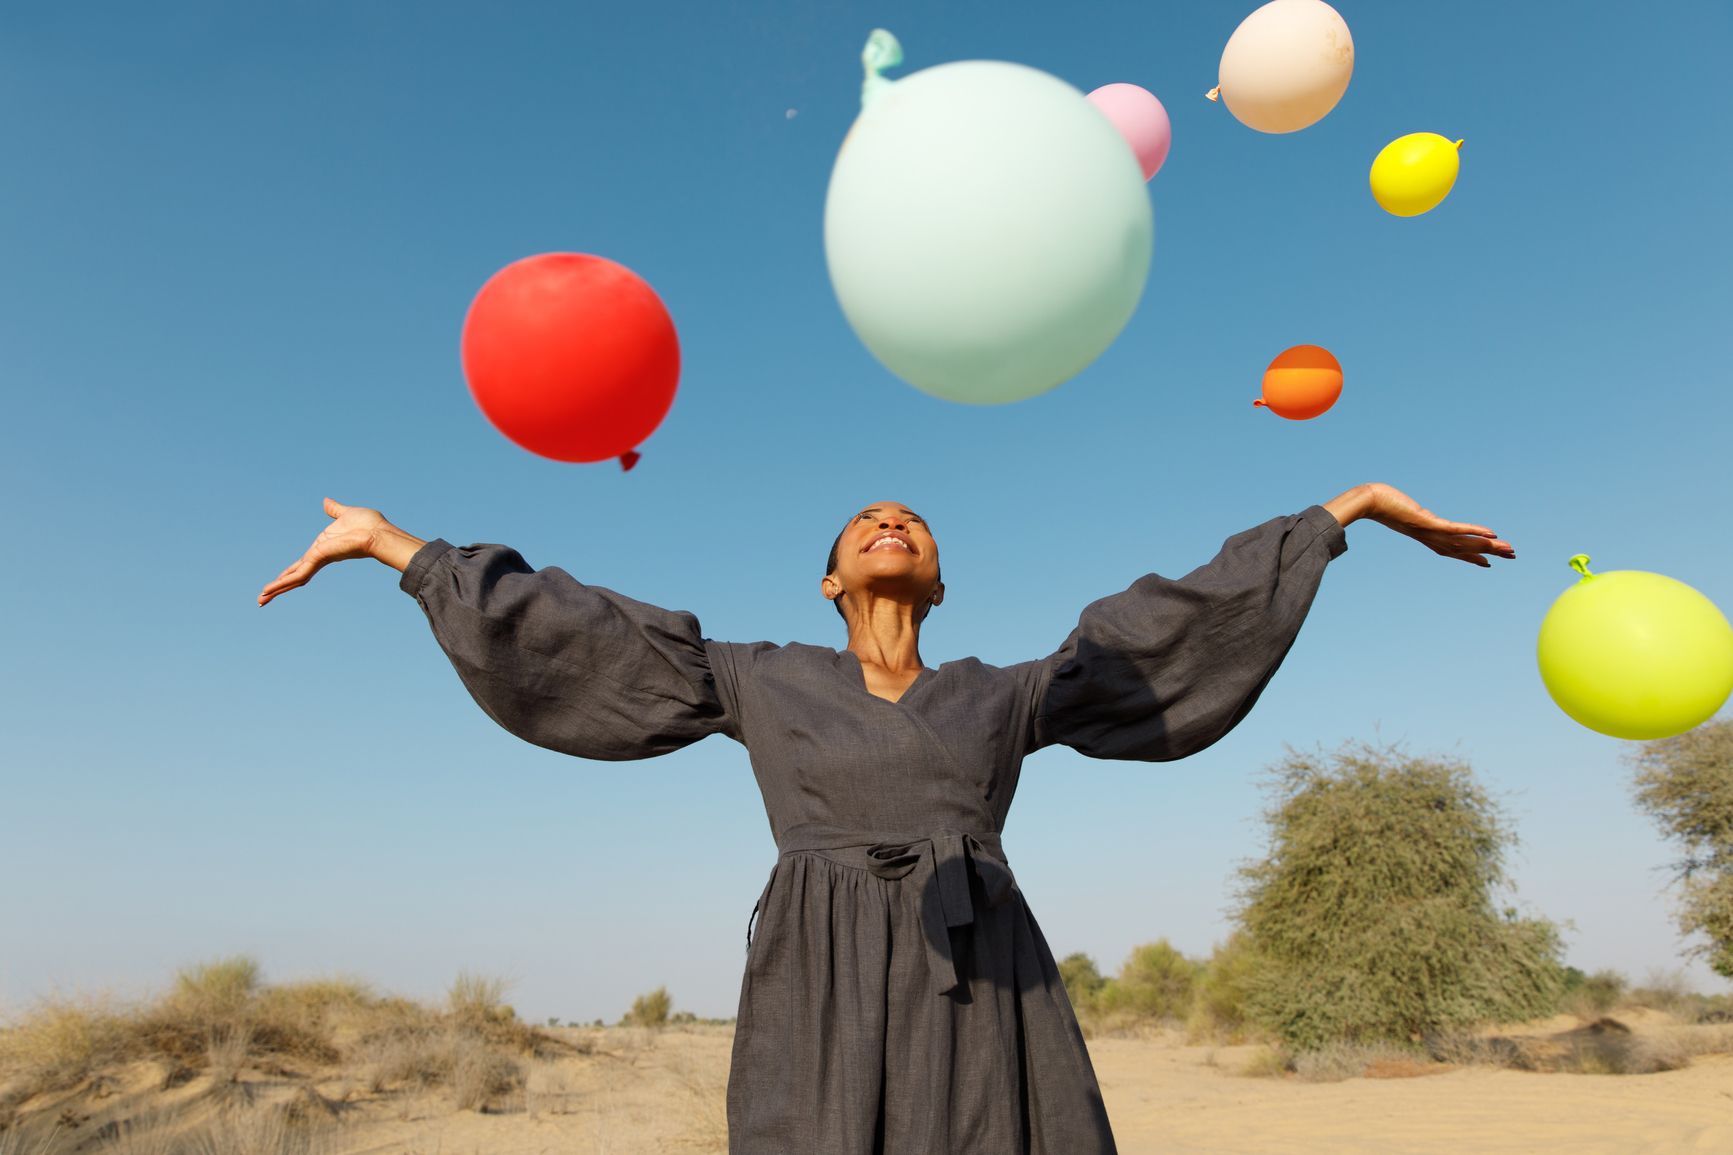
[2,0,1729,1023]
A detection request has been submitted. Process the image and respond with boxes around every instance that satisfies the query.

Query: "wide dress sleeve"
[1027,504,1347,761]
[398,538,739,760]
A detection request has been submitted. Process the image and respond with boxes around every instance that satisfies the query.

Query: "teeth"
[868,536,909,551]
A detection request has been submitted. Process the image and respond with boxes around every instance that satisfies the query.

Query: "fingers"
[1440,535,1513,566]
[258,553,322,605]
[261,500,356,606]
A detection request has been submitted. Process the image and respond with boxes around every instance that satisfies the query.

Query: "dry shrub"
[447,973,513,1028]
[203,1026,255,1108]
[360,1027,450,1094]
[166,959,259,1027]
[4,960,564,1138]
[443,974,561,1057]
[0,998,134,1100]
[250,980,370,1064]
[359,1025,524,1110]
[448,1033,523,1111]
[1291,1042,1430,1083]
[130,959,337,1069]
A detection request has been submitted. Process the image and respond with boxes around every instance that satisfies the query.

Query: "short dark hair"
[825,526,940,621]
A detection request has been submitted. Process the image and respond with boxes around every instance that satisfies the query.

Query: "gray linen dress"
[398,504,1347,1153]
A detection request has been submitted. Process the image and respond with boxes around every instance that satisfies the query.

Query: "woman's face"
[824,501,943,616]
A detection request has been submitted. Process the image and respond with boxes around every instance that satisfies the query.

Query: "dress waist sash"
[752,823,1018,997]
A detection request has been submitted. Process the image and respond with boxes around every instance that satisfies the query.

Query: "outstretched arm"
[1025,502,1344,762]
[1325,483,1515,567]
[258,498,419,606]
[1022,484,1512,762]
[260,498,739,760]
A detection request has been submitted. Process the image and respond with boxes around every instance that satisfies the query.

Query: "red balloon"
[461,253,680,467]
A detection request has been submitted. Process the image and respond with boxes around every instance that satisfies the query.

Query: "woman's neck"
[843,596,925,672]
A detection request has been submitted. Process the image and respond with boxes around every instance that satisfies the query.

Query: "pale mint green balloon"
[824,59,1154,404]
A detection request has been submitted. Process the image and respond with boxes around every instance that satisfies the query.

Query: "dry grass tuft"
[0,997,135,1099]
[1291,1042,1431,1083]
[93,1104,339,1155]
[356,1024,527,1110]
[1,957,580,1143]
[449,1032,525,1112]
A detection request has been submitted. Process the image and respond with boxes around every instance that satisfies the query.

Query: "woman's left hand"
[1357,483,1515,568]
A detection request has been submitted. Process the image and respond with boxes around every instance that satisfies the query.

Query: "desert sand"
[22,1013,1732,1154]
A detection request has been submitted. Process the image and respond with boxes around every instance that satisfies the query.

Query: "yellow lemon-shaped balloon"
[1537,555,1733,740]
[1369,133,1463,217]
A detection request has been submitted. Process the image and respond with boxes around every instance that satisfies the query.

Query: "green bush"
[1628,719,1733,979]
[1057,952,1106,1016]
[1188,933,1265,1041]
[623,986,672,1028]
[1560,967,1627,1017]
[1232,741,1566,1051]
[1094,940,1201,1022]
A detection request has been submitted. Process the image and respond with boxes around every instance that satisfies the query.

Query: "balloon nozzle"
[860,29,904,109]
[1454,138,1465,150]
[1568,553,1593,578]
[1252,398,1267,407]
[1205,86,1221,102]
[619,450,641,472]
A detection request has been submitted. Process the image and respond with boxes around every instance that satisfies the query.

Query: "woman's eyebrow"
[857,507,925,521]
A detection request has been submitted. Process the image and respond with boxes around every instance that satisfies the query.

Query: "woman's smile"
[863,531,916,554]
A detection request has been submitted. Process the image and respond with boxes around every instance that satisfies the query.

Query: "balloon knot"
[1454,138,1465,150]
[1205,86,1221,102]
[1568,553,1593,578]
[1252,399,1267,407]
[619,450,641,472]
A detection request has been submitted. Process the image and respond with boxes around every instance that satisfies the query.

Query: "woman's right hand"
[258,498,392,607]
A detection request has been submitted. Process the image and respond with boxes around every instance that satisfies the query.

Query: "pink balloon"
[1085,83,1172,181]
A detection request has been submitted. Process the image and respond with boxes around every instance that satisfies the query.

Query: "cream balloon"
[826,58,1153,404]
[1208,0,1354,134]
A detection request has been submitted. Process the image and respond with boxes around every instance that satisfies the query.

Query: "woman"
[259,482,1512,1153]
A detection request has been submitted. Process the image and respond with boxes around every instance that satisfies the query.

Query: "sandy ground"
[19,1018,1733,1153]
[326,1020,1733,1155]
[1089,1037,1733,1155]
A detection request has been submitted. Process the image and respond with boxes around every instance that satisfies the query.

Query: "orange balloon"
[1254,344,1342,420]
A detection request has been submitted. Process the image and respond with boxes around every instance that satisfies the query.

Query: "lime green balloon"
[1537,555,1733,740]
[824,59,1154,404]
